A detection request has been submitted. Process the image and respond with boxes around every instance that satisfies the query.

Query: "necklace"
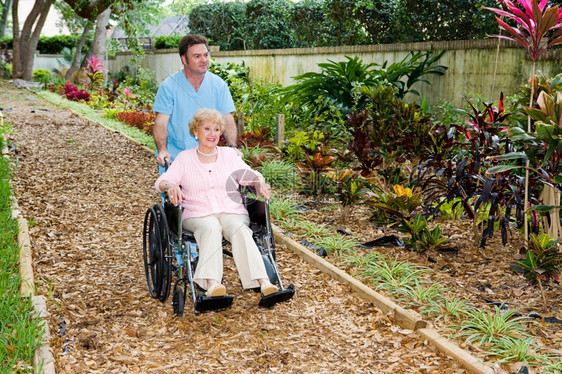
[196,146,218,157]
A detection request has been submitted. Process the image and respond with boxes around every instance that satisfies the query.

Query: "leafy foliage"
[153,35,183,49]
[259,160,300,188]
[187,0,499,51]
[347,85,435,177]
[511,233,562,284]
[411,94,540,248]
[283,53,447,121]
[397,214,449,253]
[283,56,379,118]
[244,0,295,50]
[188,1,246,51]
[369,184,423,227]
[394,0,498,42]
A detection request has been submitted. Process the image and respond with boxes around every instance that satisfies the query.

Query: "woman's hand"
[254,178,271,200]
[159,181,183,206]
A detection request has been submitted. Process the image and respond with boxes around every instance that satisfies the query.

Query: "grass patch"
[0,124,44,373]
[35,91,155,151]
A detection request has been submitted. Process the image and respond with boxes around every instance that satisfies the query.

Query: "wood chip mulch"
[0,83,471,373]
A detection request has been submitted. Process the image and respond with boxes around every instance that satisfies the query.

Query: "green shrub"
[154,35,183,49]
[36,34,92,54]
[32,69,52,87]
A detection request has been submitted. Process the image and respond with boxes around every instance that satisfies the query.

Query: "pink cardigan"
[155,147,263,220]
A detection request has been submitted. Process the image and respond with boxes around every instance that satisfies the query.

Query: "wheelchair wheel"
[142,205,172,302]
[172,281,186,317]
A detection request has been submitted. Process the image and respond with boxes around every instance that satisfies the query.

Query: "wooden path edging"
[272,225,496,374]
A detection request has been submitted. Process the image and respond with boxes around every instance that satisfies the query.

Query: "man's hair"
[179,34,209,57]
[189,108,225,136]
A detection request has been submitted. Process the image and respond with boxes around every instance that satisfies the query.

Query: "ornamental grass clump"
[455,305,530,346]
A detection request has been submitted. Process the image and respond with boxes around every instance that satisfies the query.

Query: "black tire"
[143,207,162,298]
[154,204,172,302]
[172,282,186,317]
[142,205,172,302]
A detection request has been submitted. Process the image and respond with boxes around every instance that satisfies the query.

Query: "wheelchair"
[142,185,295,316]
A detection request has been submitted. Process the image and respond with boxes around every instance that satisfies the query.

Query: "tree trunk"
[18,0,44,73]
[11,0,20,78]
[21,0,55,80]
[81,8,111,83]
[65,23,92,82]
[0,0,13,38]
[82,8,111,65]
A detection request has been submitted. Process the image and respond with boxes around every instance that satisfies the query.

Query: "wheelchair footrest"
[195,294,234,313]
[258,284,295,309]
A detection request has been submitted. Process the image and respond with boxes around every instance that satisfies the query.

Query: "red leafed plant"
[115,111,155,135]
[63,82,90,102]
[485,0,562,62]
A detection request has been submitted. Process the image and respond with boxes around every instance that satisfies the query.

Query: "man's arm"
[222,112,237,146]
[154,112,171,165]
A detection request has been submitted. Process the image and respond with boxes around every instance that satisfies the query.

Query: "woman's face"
[196,119,221,149]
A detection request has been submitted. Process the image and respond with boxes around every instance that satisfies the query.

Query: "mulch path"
[1,81,466,373]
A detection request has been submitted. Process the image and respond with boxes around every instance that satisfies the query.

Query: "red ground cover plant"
[115,110,155,135]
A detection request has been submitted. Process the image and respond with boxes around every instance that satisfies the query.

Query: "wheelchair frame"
[142,191,295,316]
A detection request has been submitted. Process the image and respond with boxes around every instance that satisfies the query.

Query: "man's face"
[183,43,210,76]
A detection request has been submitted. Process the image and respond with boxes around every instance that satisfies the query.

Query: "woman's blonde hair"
[189,108,225,136]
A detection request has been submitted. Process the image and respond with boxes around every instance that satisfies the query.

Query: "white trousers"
[183,213,268,290]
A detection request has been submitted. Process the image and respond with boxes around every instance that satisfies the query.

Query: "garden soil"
[1,80,560,373]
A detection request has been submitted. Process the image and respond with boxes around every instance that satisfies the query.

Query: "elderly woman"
[155,108,279,299]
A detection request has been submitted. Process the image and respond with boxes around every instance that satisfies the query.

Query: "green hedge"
[0,35,92,54]
[154,35,183,50]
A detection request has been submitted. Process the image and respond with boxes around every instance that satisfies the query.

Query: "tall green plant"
[284,56,379,118]
[284,52,447,120]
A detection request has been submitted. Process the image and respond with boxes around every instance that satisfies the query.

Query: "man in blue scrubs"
[153,34,237,172]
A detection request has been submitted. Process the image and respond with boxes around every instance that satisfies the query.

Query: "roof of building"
[110,15,190,40]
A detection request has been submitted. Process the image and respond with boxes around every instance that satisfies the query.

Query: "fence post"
[276,114,285,148]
